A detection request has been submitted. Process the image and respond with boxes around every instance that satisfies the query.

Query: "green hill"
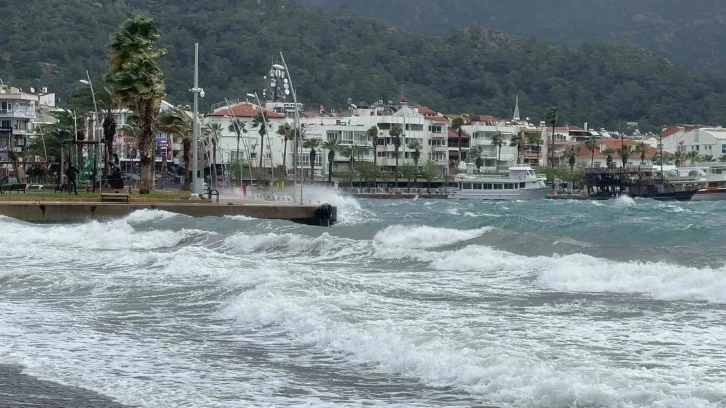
[299,0,726,73]
[1,0,726,132]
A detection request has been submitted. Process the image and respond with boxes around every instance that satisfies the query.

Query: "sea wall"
[0,201,336,226]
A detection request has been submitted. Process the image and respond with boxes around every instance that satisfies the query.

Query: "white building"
[0,85,37,177]
[662,127,726,160]
[464,116,520,170]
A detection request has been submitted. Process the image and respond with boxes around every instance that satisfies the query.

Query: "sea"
[0,190,725,407]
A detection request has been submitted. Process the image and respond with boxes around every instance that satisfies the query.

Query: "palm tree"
[228,119,248,165]
[525,132,542,167]
[719,154,726,162]
[276,123,295,172]
[451,117,464,165]
[407,140,423,186]
[544,107,558,168]
[584,136,598,167]
[633,141,648,165]
[509,132,524,165]
[367,126,380,185]
[617,145,631,168]
[204,123,222,187]
[389,124,403,188]
[565,145,580,174]
[686,150,699,165]
[673,150,684,167]
[469,145,484,173]
[340,145,359,186]
[491,131,505,172]
[602,148,616,168]
[702,154,714,162]
[156,107,192,189]
[251,112,269,168]
[107,16,167,194]
[322,138,341,183]
[302,138,320,182]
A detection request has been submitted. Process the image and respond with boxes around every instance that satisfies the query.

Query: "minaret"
[513,94,521,121]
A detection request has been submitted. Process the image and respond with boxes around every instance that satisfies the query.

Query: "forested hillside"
[300,0,726,72]
[1,0,726,132]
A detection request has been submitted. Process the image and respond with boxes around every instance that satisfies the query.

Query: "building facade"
[0,85,37,179]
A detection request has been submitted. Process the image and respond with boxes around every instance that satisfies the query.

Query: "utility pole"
[190,43,205,197]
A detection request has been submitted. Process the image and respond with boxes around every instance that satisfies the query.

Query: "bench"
[0,183,27,194]
[101,193,130,203]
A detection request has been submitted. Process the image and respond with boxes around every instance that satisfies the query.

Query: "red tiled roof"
[413,105,437,116]
[429,115,448,122]
[568,125,584,131]
[448,128,470,138]
[302,110,322,118]
[470,114,498,123]
[207,102,285,118]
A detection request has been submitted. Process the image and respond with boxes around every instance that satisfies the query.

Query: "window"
[520,182,525,188]
[1,120,10,128]
[721,144,726,154]
[327,132,338,141]
[429,125,442,133]
[405,124,423,131]
[473,183,482,189]
[463,183,472,189]
[377,123,391,130]
[493,184,502,190]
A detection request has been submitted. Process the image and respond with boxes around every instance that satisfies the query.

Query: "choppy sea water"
[1,191,726,407]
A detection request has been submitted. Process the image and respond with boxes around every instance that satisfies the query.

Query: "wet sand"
[0,365,129,407]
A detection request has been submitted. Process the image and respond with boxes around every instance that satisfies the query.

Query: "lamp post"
[79,72,101,193]
[189,43,205,197]
[278,53,302,204]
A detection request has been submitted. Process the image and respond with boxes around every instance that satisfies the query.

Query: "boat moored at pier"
[449,166,548,200]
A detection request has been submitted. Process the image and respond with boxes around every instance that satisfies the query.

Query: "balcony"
[433,146,447,152]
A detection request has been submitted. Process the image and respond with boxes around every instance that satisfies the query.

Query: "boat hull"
[692,188,726,201]
[449,188,548,200]
[589,190,696,201]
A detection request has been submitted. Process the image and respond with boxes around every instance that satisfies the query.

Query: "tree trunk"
[259,133,264,168]
[103,116,116,178]
[182,138,192,190]
[309,148,315,183]
[138,100,158,194]
[394,148,399,188]
[373,143,377,188]
[551,123,555,168]
[212,139,217,188]
[496,146,501,172]
[283,138,288,173]
[328,152,334,183]
[591,151,594,166]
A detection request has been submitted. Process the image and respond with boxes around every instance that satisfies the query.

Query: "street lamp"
[279,52,303,204]
[189,43,205,197]
[79,71,101,192]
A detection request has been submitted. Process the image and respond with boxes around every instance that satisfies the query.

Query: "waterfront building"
[0,84,37,180]
[660,126,726,161]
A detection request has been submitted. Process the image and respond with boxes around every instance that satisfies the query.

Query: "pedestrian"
[66,165,79,195]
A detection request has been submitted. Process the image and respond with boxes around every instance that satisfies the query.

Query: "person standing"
[66,165,79,195]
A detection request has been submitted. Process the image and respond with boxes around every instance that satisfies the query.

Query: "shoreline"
[0,365,129,407]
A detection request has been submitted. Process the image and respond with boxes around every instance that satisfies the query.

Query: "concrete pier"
[0,201,337,226]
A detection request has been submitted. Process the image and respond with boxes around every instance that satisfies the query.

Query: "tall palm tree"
[276,123,295,172]
[491,131,505,172]
[469,145,484,173]
[525,132,542,167]
[584,136,598,166]
[686,150,699,165]
[407,140,423,186]
[302,138,320,182]
[107,15,167,194]
[509,132,524,165]
[367,126,380,185]
[251,112,269,168]
[544,107,558,168]
[565,145,580,174]
[322,138,341,183]
[673,150,684,167]
[156,107,192,189]
[204,123,222,187]
[719,154,726,163]
[340,145,359,186]
[602,148,616,168]
[617,145,632,168]
[227,119,248,164]
[389,124,403,188]
[633,141,648,165]
[451,117,464,165]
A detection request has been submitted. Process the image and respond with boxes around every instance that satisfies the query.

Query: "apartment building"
[0,85,37,177]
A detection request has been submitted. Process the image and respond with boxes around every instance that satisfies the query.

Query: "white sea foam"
[123,209,181,224]
[374,225,493,249]
[612,194,636,207]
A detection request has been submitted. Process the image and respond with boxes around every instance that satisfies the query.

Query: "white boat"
[662,163,726,201]
[449,166,548,200]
